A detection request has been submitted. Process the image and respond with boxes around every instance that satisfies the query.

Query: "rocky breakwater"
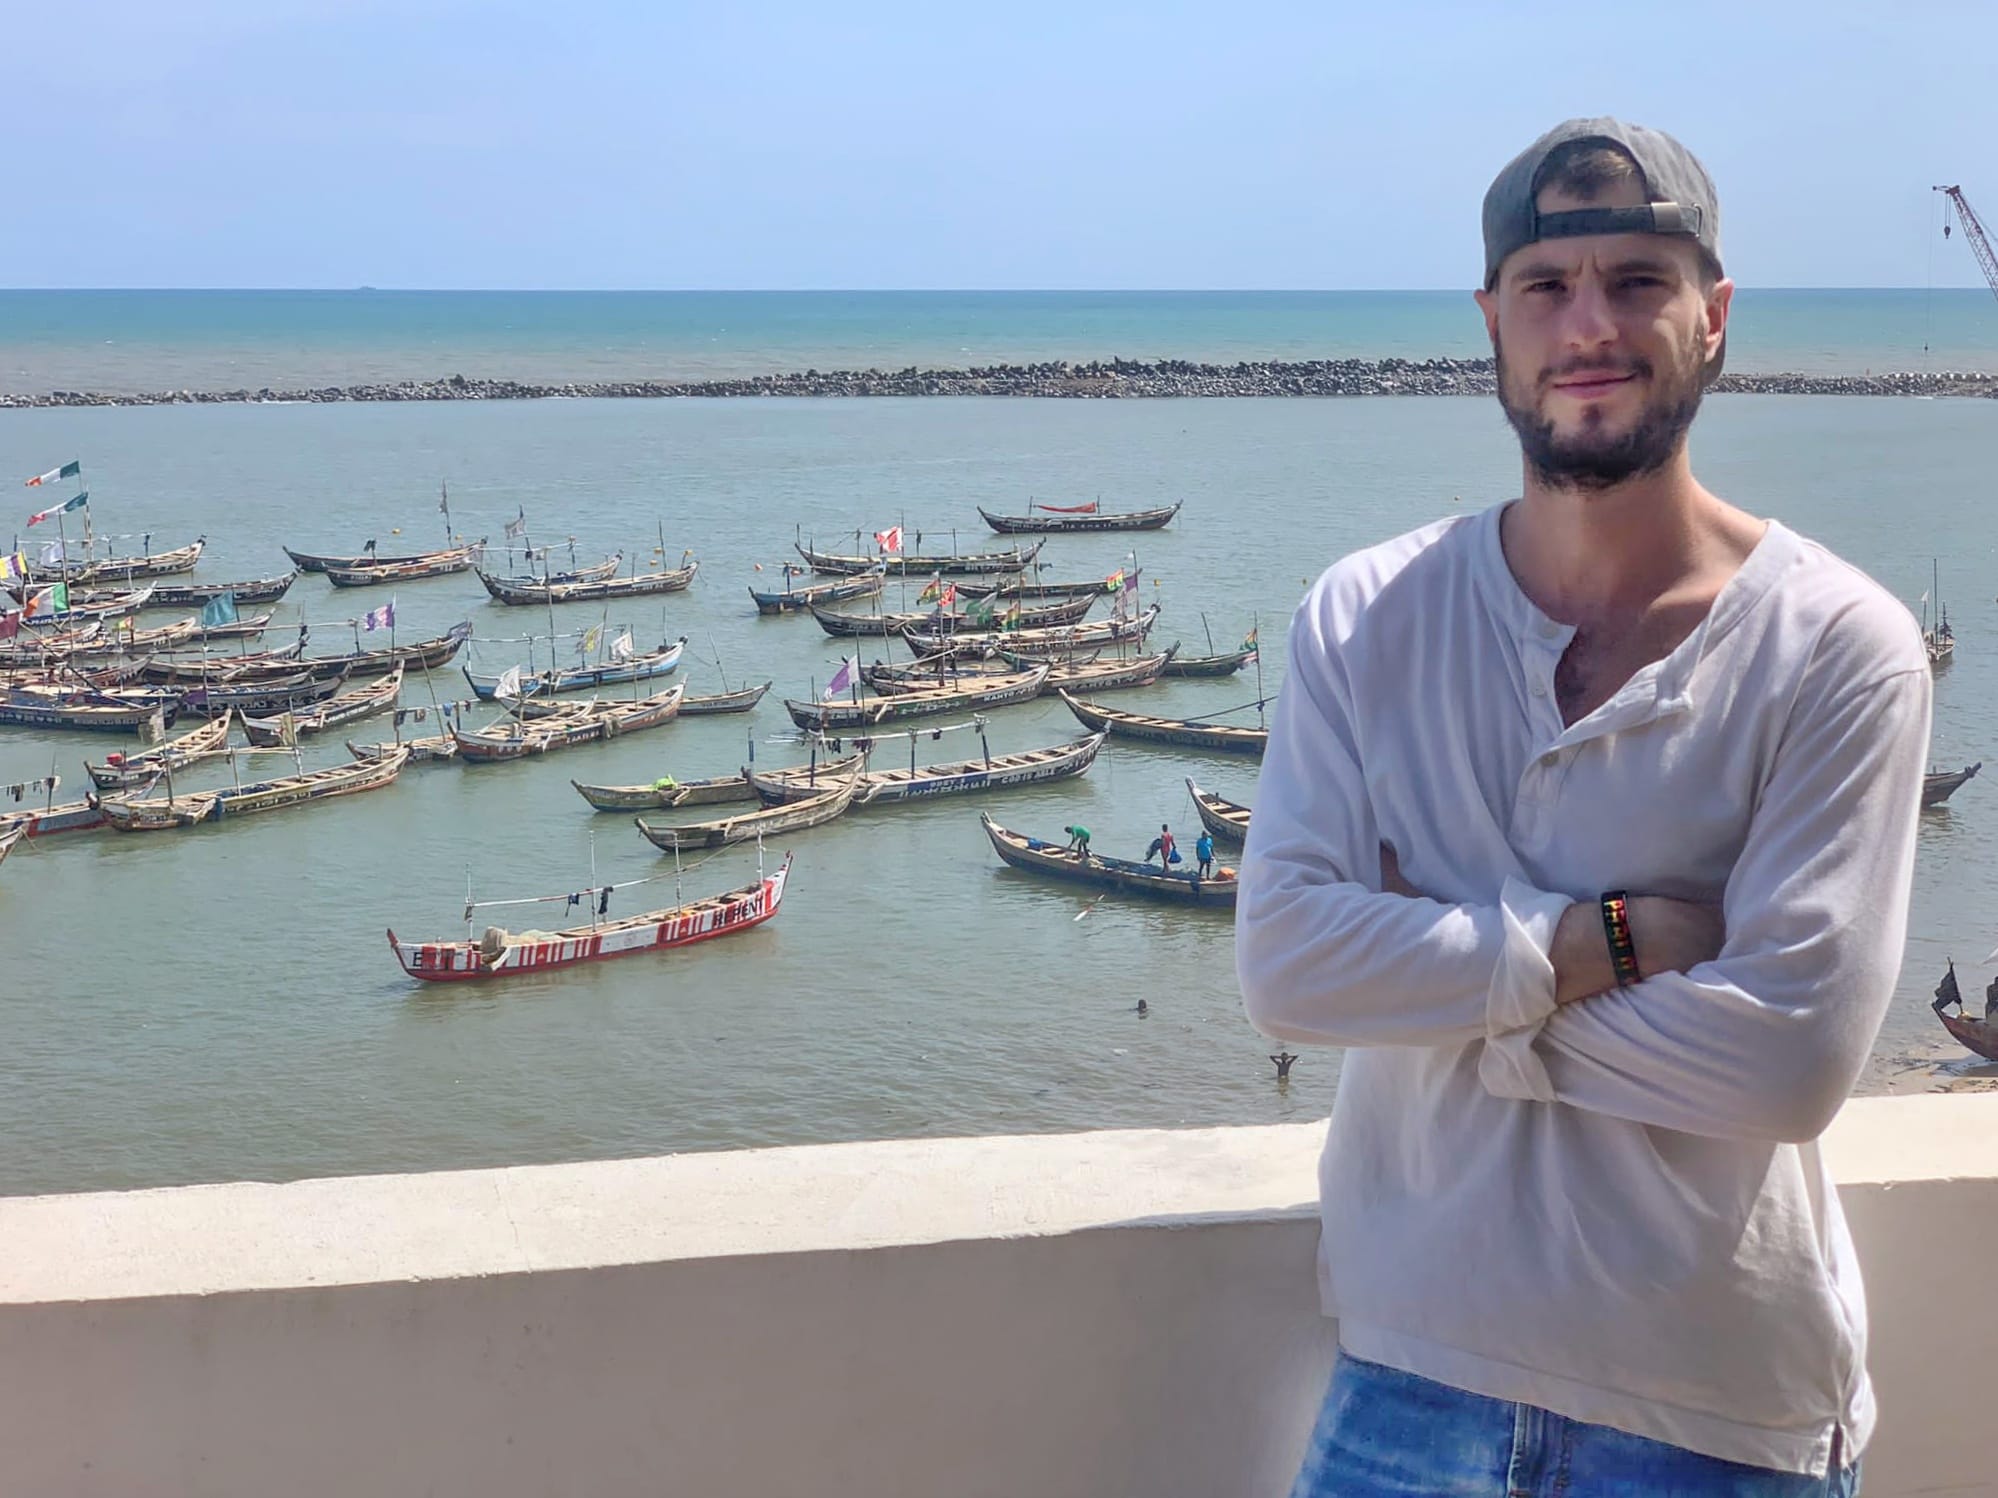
[6,359,1998,407]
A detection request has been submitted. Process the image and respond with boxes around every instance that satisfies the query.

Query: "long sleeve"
[1236,598,1571,1049]
[1481,664,1933,1142]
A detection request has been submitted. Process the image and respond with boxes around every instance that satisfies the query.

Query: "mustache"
[1539,355,1652,389]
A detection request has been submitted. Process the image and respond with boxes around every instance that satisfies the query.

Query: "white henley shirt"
[1236,504,1931,1476]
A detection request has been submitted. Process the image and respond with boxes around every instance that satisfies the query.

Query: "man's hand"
[1551,895,1725,1004]
[1379,842,1723,1006]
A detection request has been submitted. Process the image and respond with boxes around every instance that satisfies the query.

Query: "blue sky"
[10,0,1997,290]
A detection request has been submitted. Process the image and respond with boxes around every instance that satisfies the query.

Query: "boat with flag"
[956,567,1142,600]
[387,852,792,983]
[811,590,1095,639]
[463,636,686,700]
[285,541,470,573]
[785,664,1049,731]
[33,539,207,584]
[979,811,1238,906]
[977,500,1182,534]
[902,602,1162,659]
[181,670,350,719]
[747,728,1106,806]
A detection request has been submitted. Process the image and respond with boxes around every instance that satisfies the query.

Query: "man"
[1196,830,1216,879]
[1063,823,1092,859]
[1238,118,1928,1495]
[1145,823,1176,868]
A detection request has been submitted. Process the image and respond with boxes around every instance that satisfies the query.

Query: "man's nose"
[1557,272,1618,352]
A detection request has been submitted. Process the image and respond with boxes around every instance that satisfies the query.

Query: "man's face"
[1473,176,1732,491]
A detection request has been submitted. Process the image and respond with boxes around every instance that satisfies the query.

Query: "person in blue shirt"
[1196,830,1215,879]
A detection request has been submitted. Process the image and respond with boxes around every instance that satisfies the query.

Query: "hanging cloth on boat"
[597,887,610,916]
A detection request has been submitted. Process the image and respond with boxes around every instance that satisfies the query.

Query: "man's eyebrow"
[1509,260,1572,284]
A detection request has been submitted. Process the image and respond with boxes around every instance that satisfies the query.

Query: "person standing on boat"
[1145,823,1176,868]
[1063,823,1092,859]
[1238,119,1928,1496]
[1196,830,1215,880]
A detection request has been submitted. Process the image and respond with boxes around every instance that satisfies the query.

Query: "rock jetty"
[5,358,1998,408]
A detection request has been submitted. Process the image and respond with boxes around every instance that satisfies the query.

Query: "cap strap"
[1534,202,1703,241]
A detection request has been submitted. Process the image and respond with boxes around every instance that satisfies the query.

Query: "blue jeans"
[1291,1352,1861,1497]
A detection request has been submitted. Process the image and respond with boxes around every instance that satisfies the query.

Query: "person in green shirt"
[1063,824,1092,859]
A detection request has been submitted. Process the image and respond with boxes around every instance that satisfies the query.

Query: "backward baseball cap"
[1482,117,1726,378]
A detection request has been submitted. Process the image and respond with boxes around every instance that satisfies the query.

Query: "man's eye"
[1525,279,1563,294]
[1619,275,1664,290]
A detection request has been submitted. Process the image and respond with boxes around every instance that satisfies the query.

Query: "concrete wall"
[1,1096,1993,1498]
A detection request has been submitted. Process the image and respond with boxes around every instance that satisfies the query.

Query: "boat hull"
[980,813,1237,906]
[388,859,791,982]
[749,733,1104,805]
[978,502,1181,534]
[1060,691,1268,755]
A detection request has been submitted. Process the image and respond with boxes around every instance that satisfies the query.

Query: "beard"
[1495,331,1706,492]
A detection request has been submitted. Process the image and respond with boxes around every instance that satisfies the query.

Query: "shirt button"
[1536,618,1564,641]
[1530,681,1547,698]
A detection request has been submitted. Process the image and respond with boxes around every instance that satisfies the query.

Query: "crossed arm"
[1236,614,1932,1144]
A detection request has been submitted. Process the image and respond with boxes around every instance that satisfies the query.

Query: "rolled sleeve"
[1478,877,1572,1100]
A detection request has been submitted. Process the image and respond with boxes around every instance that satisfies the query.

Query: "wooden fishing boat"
[795,538,1044,577]
[978,500,1181,534]
[0,792,115,838]
[956,568,1142,601]
[478,555,623,589]
[811,591,1095,639]
[1060,691,1268,755]
[902,603,1161,658]
[785,666,1049,732]
[0,689,176,734]
[1163,644,1256,677]
[980,812,1238,906]
[96,745,412,830]
[1186,778,1252,845]
[240,666,404,745]
[749,568,886,614]
[573,752,862,812]
[681,681,772,715]
[387,853,792,983]
[0,823,24,866]
[1941,1011,1998,1063]
[636,773,862,851]
[308,623,475,679]
[147,572,300,608]
[86,712,234,789]
[324,550,477,588]
[860,654,1043,691]
[1924,763,1982,808]
[182,612,274,643]
[984,645,1176,694]
[475,561,699,605]
[347,733,458,764]
[286,543,467,573]
[452,685,685,762]
[180,670,350,718]
[35,539,205,583]
[749,731,1105,806]
[140,648,319,686]
[21,585,156,626]
[463,638,686,699]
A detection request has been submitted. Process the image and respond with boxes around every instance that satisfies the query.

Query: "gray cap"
[1481,117,1723,291]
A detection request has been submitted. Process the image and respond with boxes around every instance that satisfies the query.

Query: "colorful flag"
[504,506,526,540]
[363,600,396,632]
[24,583,67,618]
[822,656,857,700]
[495,665,524,701]
[609,629,634,662]
[27,492,88,527]
[1103,568,1125,593]
[965,594,996,626]
[580,624,603,657]
[23,461,80,488]
[444,621,474,645]
[874,526,903,555]
[917,575,945,604]
[939,582,957,609]
[0,552,24,583]
[200,593,239,630]
[1000,601,1023,631]
[1242,626,1259,663]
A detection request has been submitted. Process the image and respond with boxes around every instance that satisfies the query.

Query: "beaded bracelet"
[1601,891,1641,988]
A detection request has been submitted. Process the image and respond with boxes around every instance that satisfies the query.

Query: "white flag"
[609,629,634,662]
[495,665,524,701]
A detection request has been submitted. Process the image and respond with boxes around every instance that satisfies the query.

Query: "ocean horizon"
[5,288,1998,396]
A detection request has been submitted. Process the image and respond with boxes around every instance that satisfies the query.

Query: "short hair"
[1535,139,1719,288]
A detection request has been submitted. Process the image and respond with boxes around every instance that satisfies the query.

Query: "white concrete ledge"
[0,1096,1992,1497]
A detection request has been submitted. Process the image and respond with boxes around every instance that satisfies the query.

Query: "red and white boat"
[387,853,792,982]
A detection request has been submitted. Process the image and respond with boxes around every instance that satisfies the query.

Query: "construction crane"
[1934,185,1998,305]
